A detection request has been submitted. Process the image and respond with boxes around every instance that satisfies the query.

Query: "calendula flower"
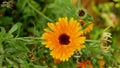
[41,17,86,61]
[98,56,105,68]
[83,23,94,35]
[76,60,93,68]
[99,61,105,68]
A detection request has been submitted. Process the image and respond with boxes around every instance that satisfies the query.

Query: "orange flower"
[99,60,105,68]
[76,60,93,68]
[83,23,94,35]
[41,17,86,61]
[98,56,105,68]
[84,60,90,66]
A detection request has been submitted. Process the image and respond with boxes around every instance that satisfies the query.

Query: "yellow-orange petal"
[83,23,94,35]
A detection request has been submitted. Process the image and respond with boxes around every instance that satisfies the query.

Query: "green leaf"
[8,23,22,34]
[6,58,14,65]
[0,27,6,38]
[16,0,27,11]
[0,17,13,25]
[33,65,48,68]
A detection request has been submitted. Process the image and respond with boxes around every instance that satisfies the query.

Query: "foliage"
[0,0,120,68]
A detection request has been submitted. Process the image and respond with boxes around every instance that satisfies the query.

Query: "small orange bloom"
[76,60,93,68]
[84,60,90,66]
[99,60,105,68]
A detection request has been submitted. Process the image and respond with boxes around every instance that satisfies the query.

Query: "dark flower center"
[59,34,70,45]
[78,9,85,17]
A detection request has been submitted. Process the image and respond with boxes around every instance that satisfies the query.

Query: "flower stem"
[0,43,4,67]
[12,37,41,42]
[27,0,53,22]
[103,26,111,32]
[85,40,101,43]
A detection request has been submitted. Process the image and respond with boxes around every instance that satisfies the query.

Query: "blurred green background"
[0,0,120,68]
